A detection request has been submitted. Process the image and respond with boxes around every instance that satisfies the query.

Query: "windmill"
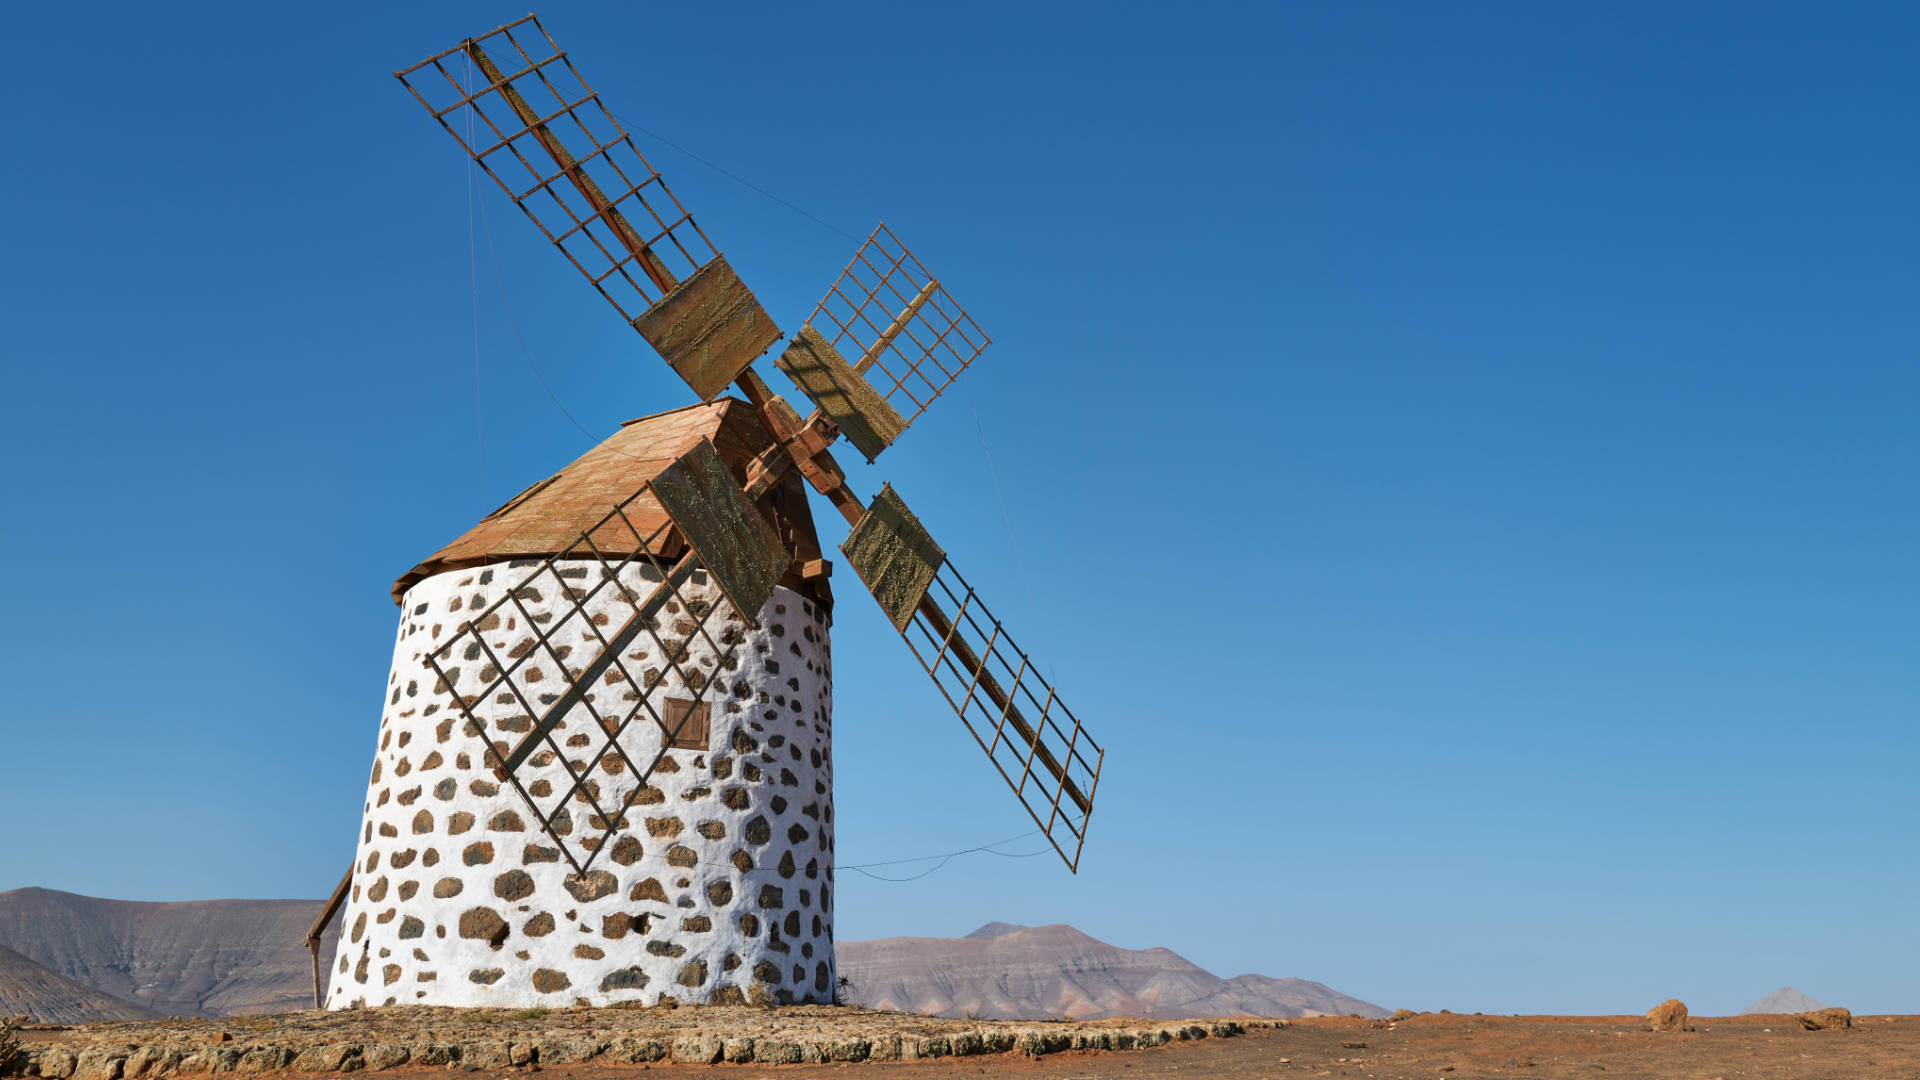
[317,14,1102,1010]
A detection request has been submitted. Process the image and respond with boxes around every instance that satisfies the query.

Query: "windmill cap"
[391,398,828,609]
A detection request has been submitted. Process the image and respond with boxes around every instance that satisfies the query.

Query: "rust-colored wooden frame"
[395,15,779,399]
[893,558,1102,872]
[796,223,991,440]
[421,480,749,877]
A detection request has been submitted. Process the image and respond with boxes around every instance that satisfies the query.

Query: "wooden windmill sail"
[314,14,1102,1011]
[394,13,1101,874]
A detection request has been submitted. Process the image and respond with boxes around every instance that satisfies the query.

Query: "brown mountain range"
[0,889,1381,1022]
[0,888,337,1019]
[0,943,164,1024]
[839,922,1387,1020]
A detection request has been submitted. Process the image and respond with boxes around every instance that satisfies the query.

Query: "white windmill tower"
[312,15,1103,1010]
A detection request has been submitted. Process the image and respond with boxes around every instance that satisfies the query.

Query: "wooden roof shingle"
[391,398,826,607]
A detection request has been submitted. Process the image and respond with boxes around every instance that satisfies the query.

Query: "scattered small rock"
[1646,999,1689,1032]
[1799,1008,1852,1031]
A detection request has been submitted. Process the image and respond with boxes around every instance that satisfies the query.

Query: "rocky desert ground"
[5,1006,1263,1075]
[6,1006,1913,1080]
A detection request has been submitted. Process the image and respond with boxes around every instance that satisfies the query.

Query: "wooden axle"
[734,369,864,526]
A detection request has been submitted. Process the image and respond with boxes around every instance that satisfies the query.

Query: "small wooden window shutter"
[661,699,710,751]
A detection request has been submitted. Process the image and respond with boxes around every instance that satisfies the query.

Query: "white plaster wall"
[327,559,833,1008]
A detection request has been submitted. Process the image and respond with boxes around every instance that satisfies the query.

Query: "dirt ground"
[419,1013,1915,1080]
[604,1013,1903,1080]
[16,1010,1916,1080]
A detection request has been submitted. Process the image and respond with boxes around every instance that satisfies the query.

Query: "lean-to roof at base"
[392,398,825,606]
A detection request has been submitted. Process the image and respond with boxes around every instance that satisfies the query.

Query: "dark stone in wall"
[564,870,619,903]
[457,907,509,950]
[531,969,570,993]
[600,967,648,992]
[494,870,534,901]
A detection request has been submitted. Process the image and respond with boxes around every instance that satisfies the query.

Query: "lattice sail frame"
[900,559,1103,870]
[802,224,991,434]
[395,15,719,332]
[842,485,1101,871]
[421,486,751,877]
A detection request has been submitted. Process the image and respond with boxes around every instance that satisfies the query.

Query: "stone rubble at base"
[20,1018,1261,1076]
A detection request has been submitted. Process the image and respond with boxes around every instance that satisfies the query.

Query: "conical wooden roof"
[392,398,826,607]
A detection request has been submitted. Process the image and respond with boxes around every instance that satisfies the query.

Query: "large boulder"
[1646,999,1689,1031]
[1798,1007,1852,1031]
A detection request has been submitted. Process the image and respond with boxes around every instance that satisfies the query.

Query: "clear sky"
[3,1,1914,1017]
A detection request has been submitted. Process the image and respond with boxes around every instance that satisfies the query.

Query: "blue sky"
[2,1,1914,1017]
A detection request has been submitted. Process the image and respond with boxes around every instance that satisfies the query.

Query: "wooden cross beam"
[465,42,678,294]
[855,277,939,375]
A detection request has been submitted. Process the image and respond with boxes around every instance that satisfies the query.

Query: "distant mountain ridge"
[0,943,164,1024]
[0,890,1381,1023]
[838,922,1387,1020]
[0,888,337,1018]
[1743,987,1827,1014]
